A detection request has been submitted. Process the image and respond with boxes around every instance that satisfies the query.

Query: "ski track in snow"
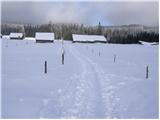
[39,44,120,118]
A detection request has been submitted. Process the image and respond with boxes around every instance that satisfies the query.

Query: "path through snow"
[39,44,119,118]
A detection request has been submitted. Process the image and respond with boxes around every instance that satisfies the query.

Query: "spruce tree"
[97,22,102,35]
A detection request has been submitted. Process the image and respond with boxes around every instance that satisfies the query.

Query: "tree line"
[108,31,159,44]
[1,22,159,44]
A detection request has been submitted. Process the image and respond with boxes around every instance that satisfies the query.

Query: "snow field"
[1,39,159,118]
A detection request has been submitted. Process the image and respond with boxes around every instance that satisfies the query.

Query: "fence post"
[86,46,88,50]
[99,51,101,56]
[45,61,47,74]
[62,53,64,65]
[92,48,94,53]
[62,51,64,65]
[6,40,8,48]
[146,65,149,79]
[114,55,116,63]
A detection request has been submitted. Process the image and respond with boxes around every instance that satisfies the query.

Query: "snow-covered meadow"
[1,38,159,118]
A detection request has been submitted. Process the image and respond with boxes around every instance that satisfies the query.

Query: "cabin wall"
[72,41,107,43]
[10,35,24,40]
[10,37,23,40]
[36,40,54,43]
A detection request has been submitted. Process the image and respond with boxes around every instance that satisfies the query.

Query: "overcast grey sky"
[1,1,159,26]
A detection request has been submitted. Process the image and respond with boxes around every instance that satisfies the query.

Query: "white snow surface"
[72,34,106,42]
[1,39,158,118]
[10,33,23,39]
[35,32,54,41]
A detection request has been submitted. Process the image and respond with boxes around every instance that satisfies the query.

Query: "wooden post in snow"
[44,61,47,74]
[146,65,149,79]
[86,46,88,50]
[92,48,94,53]
[62,47,65,65]
[61,37,65,65]
[6,40,8,48]
[99,51,101,56]
[62,52,64,65]
[114,55,116,63]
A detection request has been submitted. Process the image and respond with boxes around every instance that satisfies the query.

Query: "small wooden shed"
[10,33,24,40]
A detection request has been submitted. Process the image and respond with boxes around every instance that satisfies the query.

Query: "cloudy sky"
[1,1,159,26]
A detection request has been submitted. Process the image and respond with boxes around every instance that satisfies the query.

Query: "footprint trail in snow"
[39,44,119,118]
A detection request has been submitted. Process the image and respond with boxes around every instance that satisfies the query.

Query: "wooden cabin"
[35,32,54,43]
[72,34,107,43]
[10,33,24,40]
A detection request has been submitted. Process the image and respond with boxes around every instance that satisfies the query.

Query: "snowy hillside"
[1,39,158,118]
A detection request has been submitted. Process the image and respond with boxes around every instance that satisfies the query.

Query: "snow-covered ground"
[1,39,159,118]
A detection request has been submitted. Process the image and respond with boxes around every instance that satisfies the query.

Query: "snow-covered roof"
[10,33,23,38]
[139,41,159,46]
[35,32,54,41]
[72,34,107,42]
[2,35,10,39]
[24,37,36,41]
